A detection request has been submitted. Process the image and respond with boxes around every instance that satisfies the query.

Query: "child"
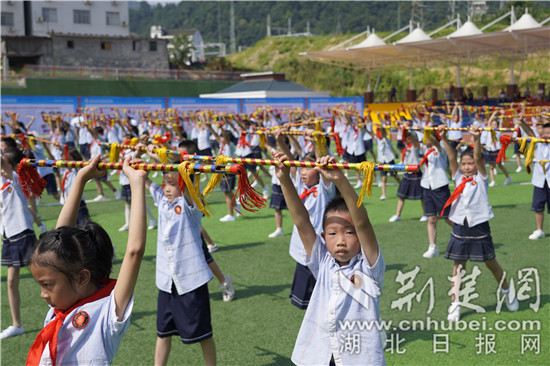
[276,130,335,310]
[0,148,38,339]
[90,126,120,201]
[25,155,147,364]
[519,119,550,240]
[143,165,216,366]
[375,122,401,200]
[481,114,512,187]
[438,124,519,322]
[59,148,91,227]
[275,152,386,365]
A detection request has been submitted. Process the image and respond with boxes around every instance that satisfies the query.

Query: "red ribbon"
[418,147,436,168]
[299,186,317,201]
[440,176,474,216]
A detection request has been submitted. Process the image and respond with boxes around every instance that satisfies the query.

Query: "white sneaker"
[493,168,498,175]
[504,176,512,185]
[268,228,284,238]
[220,274,235,302]
[504,292,519,312]
[353,181,362,189]
[489,181,496,187]
[528,229,545,240]
[152,172,159,178]
[110,170,117,176]
[515,166,522,173]
[114,189,121,200]
[389,215,401,223]
[379,195,386,201]
[447,302,461,322]
[118,224,129,232]
[422,244,439,258]
[219,214,236,222]
[147,219,157,230]
[235,204,242,217]
[419,215,428,222]
[262,187,269,199]
[208,243,219,253]
[92,195,106,202]
[0,325,24,339]
[38,222,47,234]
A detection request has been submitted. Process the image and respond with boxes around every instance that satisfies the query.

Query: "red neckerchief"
[401,144,413,163]
[299,186,317,202]
[237,130,250,148]
[60,171,70,195]
[418,147,436,168]
[440,176,474,215]
[26,279,116,366]
[1,182,11,191]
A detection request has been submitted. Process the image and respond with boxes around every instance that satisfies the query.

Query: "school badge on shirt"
[72,311,90,329]
[174,205,182,214]
[313,191,318,198]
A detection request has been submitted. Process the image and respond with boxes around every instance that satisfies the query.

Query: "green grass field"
[1,162,549,365]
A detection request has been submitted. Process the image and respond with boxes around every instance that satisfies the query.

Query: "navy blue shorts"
[484,150,498,165]
[79,143,91,160]
[397,172,423,200]
[94,175,108,182]
[423,185,451,218]
[198,147,212,157]
[157,282,213,344]
[201,235,213,264]
[514,142,521,155]
[364,140,373,152]
[449,140,460,150]
[346,152,366,164]
[531,182,550,214]
[1,229,36,268]
[77,200,90,228]
[269,184,287,210]
[210,140,219,151]
[219,174,235,193]
[120,184,131,201]
[242,152,258,173]
[445,220,495,262]
[42,173,58,195]
[380,159,398,177]
[397,140,405,151]
[289,263,316,310]
[251,146,262,158]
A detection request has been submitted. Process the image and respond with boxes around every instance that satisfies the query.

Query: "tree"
[168,34,196,69]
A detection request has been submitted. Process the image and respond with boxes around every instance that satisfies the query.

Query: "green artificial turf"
[1,163,548,365]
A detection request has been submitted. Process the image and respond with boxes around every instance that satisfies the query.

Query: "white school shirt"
[480,130,501,152]
[33,144,54,178]
[118,150,134,186]
[449,170,494,227]
[39,289,133,365]
[0,173,35,238]
[59,169,85,204]
[289,173,335,265]
[532,143,550,188]
[78,127,94,145]
[292,236,386,366]
[197,128,211,151]
[420,146,449,189]
[218,142,235,157]
[50,133,65,160]
[90,137,104,158]
[446,119,463,141]
[402,145,422,165]
[150,183,212,295]
[376,137,395,164]
[345,126,366,156]
[363,123,373,141]
[235,131,253,157]
[106,125,122,144]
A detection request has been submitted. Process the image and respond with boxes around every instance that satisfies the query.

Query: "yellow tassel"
[258,130,266,151]
[312,131,328,156]
[490,130,497,144]
[356,161,376,206]
[524,139,537,168]
[519,137,528,154]
[129,137,139,146]
[542,162,547,175]
[177,162,212,217]
[109,143,120,162]
[28,136,35,150]
[156,147,168,164]
[314,120,322,132]
[423,128,432,145]
[202,155,226,197]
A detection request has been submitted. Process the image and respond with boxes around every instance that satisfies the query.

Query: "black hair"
[67,147,83,161]
[2,148,24,168]
[30,222,113,286]
[460,146,475,160]
[1,136,17,150]
[178,140,198,154]
[322,195,348,229]
[303,151,316,163]
[93,126,104,136]
[11,128,23,135]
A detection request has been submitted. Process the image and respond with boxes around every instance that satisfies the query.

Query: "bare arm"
[471,126,487,177]
[438,124,458,176]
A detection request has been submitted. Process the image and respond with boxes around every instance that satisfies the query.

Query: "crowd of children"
[1,102,548,365]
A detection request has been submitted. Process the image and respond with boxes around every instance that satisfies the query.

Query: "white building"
[1,1,129,37]
[151,26,207,63]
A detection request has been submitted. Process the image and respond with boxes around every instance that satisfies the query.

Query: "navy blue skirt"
[484,150,498,165]
[397,172,423,200]
[269,184,287,210]
[445,220,496,262]
[219,174,236,193]
[2,229,36,268]
[289,263,316,310]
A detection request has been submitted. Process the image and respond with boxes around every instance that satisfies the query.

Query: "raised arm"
[470,125,486,177]
[438,124,458,176]
[114,157,147,320]
[274,151,316,256]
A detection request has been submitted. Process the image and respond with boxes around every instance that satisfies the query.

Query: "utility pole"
[267,14,271,37]
[229,1,236,54]
[288,17,291,36]
[217,2,222,43]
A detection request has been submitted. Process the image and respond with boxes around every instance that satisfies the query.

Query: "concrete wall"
[1,1,25,36]
[31,1,130,37]
[51,35,169,69]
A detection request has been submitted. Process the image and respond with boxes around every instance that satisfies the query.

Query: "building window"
[101,41,111,50]
[106,11,120,26]
[1,12,14,27]
[149,41,157,51]
[132,40,141,51]
[74,9,90,24]
[42,8,57,23]
[67,40,74,49]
